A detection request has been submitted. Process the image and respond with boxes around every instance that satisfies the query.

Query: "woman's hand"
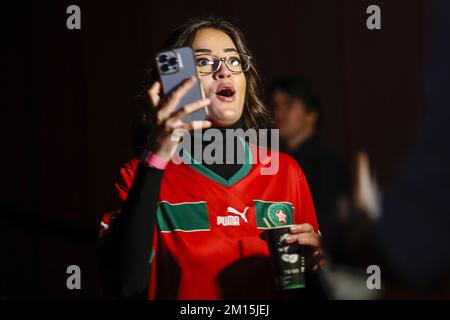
[285,223,323,272]
[146,76,212,160]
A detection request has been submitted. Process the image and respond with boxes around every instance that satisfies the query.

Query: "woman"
[98,16,322,300]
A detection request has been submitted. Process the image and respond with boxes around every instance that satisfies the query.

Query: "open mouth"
[215,85,236,102]
[216,88,235,97]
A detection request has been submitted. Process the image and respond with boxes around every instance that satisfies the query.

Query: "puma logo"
[216,206,250,227]
[227,206,249,223]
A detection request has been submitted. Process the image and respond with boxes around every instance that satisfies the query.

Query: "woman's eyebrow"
[195,48,212,53]
[194,48,238,53]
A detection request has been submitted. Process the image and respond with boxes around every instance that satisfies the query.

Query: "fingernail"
[285,236,293,241]
[290,226,296,232]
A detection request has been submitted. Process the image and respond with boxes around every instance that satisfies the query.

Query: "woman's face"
[192,28,246,127]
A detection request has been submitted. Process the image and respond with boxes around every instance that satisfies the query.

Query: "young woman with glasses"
[98,16,322,300]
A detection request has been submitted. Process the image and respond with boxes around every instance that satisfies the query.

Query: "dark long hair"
[133,16,272,155]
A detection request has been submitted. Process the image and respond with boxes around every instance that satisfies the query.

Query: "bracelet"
[141,150,169,170]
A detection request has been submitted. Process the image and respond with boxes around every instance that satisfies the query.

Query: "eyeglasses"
[195,53,252,75]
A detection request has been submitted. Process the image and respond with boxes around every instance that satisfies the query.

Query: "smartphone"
[155,46,207,123]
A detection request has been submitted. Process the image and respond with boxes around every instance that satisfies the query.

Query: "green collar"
[181,137,253,187]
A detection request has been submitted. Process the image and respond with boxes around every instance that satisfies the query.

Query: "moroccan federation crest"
[267,203,292,226]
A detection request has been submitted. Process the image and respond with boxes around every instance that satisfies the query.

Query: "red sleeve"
[114,158,141,203]
[291,159,319,233]
[98,158,141,239]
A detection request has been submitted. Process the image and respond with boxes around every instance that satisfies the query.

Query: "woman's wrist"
[141,149,170,170]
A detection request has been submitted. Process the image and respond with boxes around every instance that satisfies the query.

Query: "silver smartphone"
[155,47,207,122]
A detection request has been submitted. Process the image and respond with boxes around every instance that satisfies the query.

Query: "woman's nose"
[213,61,231,79]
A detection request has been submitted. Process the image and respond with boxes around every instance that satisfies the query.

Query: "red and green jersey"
[101,142,319,299]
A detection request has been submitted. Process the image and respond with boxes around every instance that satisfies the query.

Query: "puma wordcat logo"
[217,206,249,226]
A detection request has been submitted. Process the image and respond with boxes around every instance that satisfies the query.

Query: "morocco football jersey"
[100,141,319,299]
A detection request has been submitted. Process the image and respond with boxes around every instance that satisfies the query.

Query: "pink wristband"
[141,150,170,170]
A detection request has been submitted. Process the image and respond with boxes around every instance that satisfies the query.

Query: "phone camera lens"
[161,64,169,72]
[169,57,178,65]
[159,55,168,63]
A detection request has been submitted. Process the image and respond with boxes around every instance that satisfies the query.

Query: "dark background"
[1,0,428,298]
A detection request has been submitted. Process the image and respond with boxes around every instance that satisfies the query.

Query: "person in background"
[270,77,349,257]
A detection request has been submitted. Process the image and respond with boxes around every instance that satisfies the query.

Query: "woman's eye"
[229,58,241,66]
[197,59,209,66]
